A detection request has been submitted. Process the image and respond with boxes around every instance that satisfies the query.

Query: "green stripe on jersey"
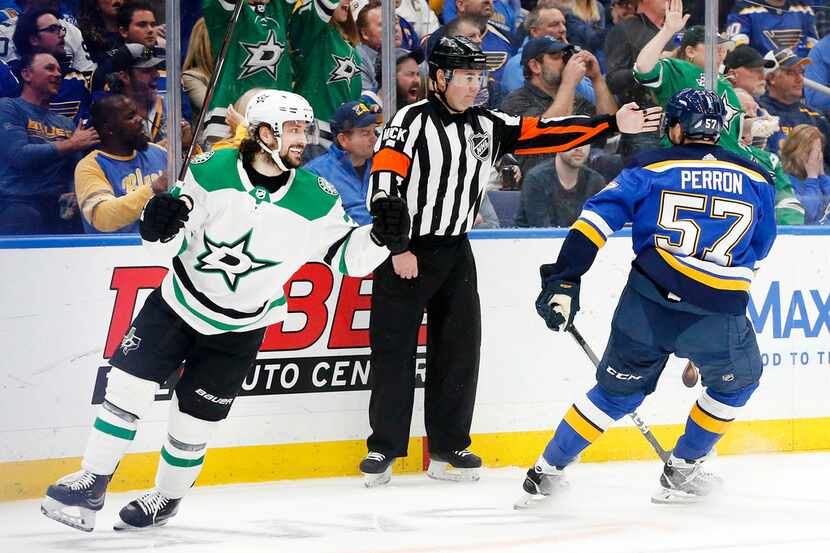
[338,232,352,275]
[161,446,205,468]
[94,417,136,440]
[188,149,246,193]
[171,275,286,331]
[275,169,339,221]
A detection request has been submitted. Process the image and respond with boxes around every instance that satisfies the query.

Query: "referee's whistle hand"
[392,251,418,279]
[616,103,664,134]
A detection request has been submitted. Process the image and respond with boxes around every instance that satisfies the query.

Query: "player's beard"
[280,144,304,169]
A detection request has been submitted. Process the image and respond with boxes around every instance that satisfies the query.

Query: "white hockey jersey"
[0,15,95,73]
[151,147,389,335]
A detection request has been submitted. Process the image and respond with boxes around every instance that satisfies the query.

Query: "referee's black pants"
[367,235,481,458]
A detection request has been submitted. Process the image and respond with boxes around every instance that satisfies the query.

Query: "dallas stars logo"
[720,90,740,130]
[195,230,279,291]
[327,53,358,85]
[238,30,285,80]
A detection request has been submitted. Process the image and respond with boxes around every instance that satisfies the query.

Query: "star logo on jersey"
[327,53,358,85]
[120,327,141,356]
[721,90,741,131]
[238,30,285,80]
[195,230,280,292]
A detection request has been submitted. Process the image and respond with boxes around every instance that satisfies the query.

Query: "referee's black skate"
[514,462,567,509]
[427,449,482,482]
[114,489,181,530]
[652,454,723,504]
[360,452,394,488]
[41,470,111,532]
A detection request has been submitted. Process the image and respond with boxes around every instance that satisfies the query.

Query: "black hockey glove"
[536,265,580,332]
[370,195,411,254]
[139,193,190,243]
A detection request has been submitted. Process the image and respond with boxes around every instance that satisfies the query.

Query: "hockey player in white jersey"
[40,90,411,532]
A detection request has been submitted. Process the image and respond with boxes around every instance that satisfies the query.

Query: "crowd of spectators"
[0,0,828,236]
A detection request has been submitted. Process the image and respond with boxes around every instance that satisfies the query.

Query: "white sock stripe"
[697,390,738,421]
[167,433,207,453]
[574,395,615,431]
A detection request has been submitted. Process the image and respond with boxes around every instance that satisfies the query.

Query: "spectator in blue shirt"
[0,52,98,234]
[805,34,830,116]
[442,0,518,38]
[304,99,381,225]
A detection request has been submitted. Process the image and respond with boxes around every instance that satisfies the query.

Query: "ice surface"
[3,451,829,553]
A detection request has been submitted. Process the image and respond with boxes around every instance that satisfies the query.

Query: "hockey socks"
[542,385,644,468]
[673,384,757,461]
[155,399,218,499]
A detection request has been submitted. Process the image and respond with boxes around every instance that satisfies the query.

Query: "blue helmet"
[662,88,725,142]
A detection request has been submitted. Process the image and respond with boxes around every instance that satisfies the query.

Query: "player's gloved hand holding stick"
[139,193,191,243]
[535,263,580,332]
[370,193,411,254]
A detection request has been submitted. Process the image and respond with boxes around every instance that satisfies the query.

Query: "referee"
[359,36,662,487]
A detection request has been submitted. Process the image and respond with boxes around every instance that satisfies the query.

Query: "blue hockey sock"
[673,384,758,460]
[542,385,645,468]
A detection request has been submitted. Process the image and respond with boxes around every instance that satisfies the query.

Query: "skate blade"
[40,497,96,532]
[362,466,392,488]
[426,461,480,482]
[513,491,554,510]
[651,487,707,505]
[113,517,171,531]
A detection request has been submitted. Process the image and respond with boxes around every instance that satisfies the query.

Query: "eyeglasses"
[37,24,66,36]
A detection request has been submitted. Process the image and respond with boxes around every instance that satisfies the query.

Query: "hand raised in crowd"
[61,123,100,153]
[579,50,603,82]
[615,103,664,134]
[561,51,589,87]
[392,251,418,279]
[662,0,690,35]
[805,141,824,179]
[225,103,247,132]
[181,121,194,151]
[151,171,169,195]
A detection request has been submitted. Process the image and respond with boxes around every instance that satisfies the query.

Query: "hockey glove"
[535,275,580,332]
[370,195,411,254]
[139,193,190,243]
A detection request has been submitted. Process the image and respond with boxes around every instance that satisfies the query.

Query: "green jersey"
[634,58,744,154]
[289,0,362,134]
[152,148,388,335]
[741,144,806,225]
[202,0,294,142]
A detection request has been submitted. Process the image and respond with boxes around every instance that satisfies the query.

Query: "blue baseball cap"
[521,37,568,68]
[330,100,381,136]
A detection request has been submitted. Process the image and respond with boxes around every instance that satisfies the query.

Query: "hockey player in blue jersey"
[518,88,777,507]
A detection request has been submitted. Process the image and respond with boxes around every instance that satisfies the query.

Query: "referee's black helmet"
[428,36,488,80]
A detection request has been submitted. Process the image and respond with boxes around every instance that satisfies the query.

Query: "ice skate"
[426,449,481,482]
[114,489,181,530]
[40,470,110,532]
[360,452,394,488]
[652,454,723,504]
[514,463,567,509]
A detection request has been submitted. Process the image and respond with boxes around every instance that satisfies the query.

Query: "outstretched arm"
[635,0,688,76]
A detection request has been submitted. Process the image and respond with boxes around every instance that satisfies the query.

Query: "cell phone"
[501,166,517,189]
[562,44,582,65]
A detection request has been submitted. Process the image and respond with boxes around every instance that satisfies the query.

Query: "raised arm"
[634,0,688,76]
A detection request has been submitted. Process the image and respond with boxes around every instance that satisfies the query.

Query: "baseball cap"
[521,36,568,68]
[767,47,811,70]
[724,45,776,71]
[330,100,381,136]
[679,26,735,50]
[134,46,165,69]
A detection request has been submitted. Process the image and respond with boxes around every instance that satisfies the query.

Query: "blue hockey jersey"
[726,0,818,58]
[551,144,777,315]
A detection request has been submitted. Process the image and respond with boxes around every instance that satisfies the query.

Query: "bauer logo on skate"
[91,264,429,402]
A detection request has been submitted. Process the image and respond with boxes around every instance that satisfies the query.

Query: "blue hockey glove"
[536,273,580,332]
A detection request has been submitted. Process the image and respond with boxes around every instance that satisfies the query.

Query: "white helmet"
[245,89,315,171]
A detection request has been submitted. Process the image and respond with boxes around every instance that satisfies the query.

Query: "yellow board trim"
[563,405,603,442]
[644,159,767,183]
[689,403,732,434]
[656,248,751,291]
[3,417,829,502]
[572,220,606,248]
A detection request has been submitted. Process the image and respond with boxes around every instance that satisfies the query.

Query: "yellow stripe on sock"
[563,405,603,442]
[690,403,732,435]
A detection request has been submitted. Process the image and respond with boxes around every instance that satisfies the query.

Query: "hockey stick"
[178,0,247,181]
[567,325,671,463]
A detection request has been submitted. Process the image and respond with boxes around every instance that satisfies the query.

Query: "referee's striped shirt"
[369,94,619,237]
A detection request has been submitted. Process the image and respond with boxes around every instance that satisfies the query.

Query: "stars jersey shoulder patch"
[191,150,215,165]
[318,177,339,196]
